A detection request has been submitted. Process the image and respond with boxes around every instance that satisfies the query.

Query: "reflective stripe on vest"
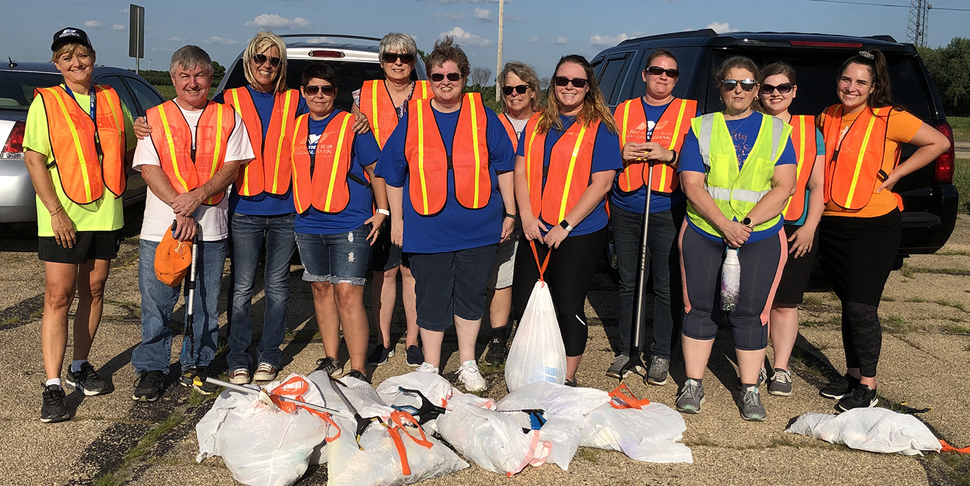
[686,112,791,237]
[36,85,127,205]
[499,113,518,151]
[782,115,819,221]
[615,97,696,194]
[145,100,235,206]
[523,114,600,224]
[404,92,491,216]
[290,112,356,214]
[822,105,890,210]
[224,87,299,196]
[361,80,433,149]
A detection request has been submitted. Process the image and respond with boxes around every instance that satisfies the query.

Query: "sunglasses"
[382,52,416,64]
[645,66,679,78]
[554,76,588,89]
[502,84,530,96]
[760,83,794,95]
[252,53,282,68]
[430,72,462,82]
[303,85,336,97]
[720,79,758,92]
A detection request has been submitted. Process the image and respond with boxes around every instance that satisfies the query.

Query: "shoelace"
[742,387,762,407]
[774,370,792,384]
[681,380,701,399]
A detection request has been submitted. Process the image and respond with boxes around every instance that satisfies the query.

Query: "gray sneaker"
[647,356,670,386]
[758,367,768,387]
[768,368,793,397]
[676,379,705,414]
[606,354,630,379]
[738,385,767,421]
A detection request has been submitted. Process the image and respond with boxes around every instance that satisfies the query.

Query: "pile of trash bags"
[196,372,692,486]
[786,407,944,455]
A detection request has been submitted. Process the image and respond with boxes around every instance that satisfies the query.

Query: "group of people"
[26,27,948,425]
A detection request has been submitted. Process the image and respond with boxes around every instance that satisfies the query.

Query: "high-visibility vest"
[522,113,601,225]
[686,112,792,236]
[35,85,127,205]
[499,113,519,152]
[360,80,432,149]
[782,115,819,222]
[145,100,236,206]
[223,87,300,197]
[615,97,696,194]
[404,92,491,216]
[821,105,892,211]
[289,112,358,214]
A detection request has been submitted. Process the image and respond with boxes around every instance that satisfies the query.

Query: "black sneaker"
[180,367,219,395]
[41,384,70,423]
[65,362,113,396]
[483,337,507,367]
[366,344,394,366]
[564,378,578,387]
[346,369,370,383]
[405,345,424,367]
[133,370,166,402]
[315,357,340,376]
[768,368,793,397]
[820,374,861,400]
[836,384,878,412]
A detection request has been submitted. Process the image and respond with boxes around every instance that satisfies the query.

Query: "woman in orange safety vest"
[816,50,949,412]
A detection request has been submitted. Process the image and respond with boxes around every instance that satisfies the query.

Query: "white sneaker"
[456,360,486,392]
[415,362,439,374]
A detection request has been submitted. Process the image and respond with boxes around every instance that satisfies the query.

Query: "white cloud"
[167,36,187,41]
[205,36,238,46]
[119,7,128,12]
[474,7,492,22]
[245,14,311,30]
[440,26,492,48]
[432,12,465,21]
[529,36,539,44]
[590,33,630,46]
[506,14,524,21]
[112,24,125,31]
[84,20,103,29]
[707,21,738,33]
[556,36,568,45]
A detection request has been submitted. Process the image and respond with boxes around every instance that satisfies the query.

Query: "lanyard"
[63,84,96,122]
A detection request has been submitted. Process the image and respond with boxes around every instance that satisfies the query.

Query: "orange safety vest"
[782,115,819,222]
[404,92,491,216]
[822,105,892,211]
[145,100,236,206]
[360,80,433,149]
[223,87,300,197]
[35,85,127,205]
[522,114,601,225]
[290,112,358,214]
[499,113,519,152]
[615,97,696,194]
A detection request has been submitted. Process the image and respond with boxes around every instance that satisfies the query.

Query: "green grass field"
[949,116,970,142]
[152,85,217,101]
[956,158,970,213]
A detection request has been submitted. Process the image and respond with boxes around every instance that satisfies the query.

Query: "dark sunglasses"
[645,66,679,78]
[554,76,588,89]
[303,85,336,97]
[382,52,416,64]
[720,79,758,92]
[502,84,530,96]
[760,83,794,95]
[252,53,282,68]
[430,72,462,82]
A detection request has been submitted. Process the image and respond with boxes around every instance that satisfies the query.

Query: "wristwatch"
[741,217,754,228]
[504,212,516,220]
[560,220,573,232]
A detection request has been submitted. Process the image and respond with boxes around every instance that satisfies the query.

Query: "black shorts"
[773,224,819,306]
[409,245,498,331]
[370,219,410,272]
[38,231,120,264]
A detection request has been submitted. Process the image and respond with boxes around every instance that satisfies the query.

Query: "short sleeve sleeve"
[591,125,622,173]
[23,95,52,157]
[225,112,256,163]
[375,116,409,187]
[887,109,923,145]
[677,127,705,174]
[486,109,515,172]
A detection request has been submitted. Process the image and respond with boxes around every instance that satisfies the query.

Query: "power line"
[800,0,970,11]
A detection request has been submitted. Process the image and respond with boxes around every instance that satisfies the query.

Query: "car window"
[0,72,61,110]
[597,54,632,106]
[122,75,165,115]
[94,75,139,117]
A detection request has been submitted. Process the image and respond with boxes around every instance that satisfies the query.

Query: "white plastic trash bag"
[437,401,551,476]
[497,381,609,419]
[786,408,942,455]
[505,280,567,391]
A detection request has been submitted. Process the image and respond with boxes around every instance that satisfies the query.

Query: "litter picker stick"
[193,375,341,415]
[179,221,201,387]
[392,387,447,424]
[329,374,380,450]
[621,162,654,381]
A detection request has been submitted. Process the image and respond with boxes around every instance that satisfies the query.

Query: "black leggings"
[512,228,608,357]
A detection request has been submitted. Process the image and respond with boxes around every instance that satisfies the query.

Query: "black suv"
[591,29,958,256]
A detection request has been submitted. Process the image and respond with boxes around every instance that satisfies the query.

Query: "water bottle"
[720,247,740,312]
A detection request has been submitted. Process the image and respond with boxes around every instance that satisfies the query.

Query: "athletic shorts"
[773,224,819,305]
[38,230,120,264]
[409,245,498,331]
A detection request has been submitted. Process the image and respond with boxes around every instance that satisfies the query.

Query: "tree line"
[920,37,970,117]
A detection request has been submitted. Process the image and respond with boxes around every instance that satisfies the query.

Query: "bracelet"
[49,206,64,217]
[504,212,516,219]
[668,150,678,163]
[376,208,391,216]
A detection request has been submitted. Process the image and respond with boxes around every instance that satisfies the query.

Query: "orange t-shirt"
[817,107,923,218]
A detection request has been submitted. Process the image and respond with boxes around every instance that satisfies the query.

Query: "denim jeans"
[295,226,372,286]
[227,213,296,371]
[610,204,685,358]
[132,238,227,374]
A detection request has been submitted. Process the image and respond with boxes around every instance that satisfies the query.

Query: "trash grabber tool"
[391,387,447,425]
[191,375,342,415]
[329,374,381,450]
[178,222,201,387]
[497,408,548,432]
[620,161,654,381]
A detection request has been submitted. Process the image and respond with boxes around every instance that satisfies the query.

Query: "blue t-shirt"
[375,104,515,253]
[786,128,826,226]
[678,112,797,243]
[294,110,382,235]
[611,99,701,215]
[515,115,622,236]
[218,86,310,216]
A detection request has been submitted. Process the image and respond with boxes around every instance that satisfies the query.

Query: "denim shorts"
[295,225,372,286]
[409,244,498,331]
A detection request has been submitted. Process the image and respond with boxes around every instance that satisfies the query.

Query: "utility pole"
[495,0,504,102]
[906,0,931,47]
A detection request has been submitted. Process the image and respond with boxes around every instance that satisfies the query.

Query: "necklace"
[727,112,754,138]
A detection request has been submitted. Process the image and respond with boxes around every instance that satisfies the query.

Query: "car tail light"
[310,50,345,58]
[932,120,955,184]
[1,121,25,159]
[790,41,863,48]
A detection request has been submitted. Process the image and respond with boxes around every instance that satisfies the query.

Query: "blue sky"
[3,0,968,82]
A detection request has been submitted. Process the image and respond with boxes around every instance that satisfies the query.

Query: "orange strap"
[609,383,651,409]
[268,376,341,441]
[385,410,434,476]
[530,240,552,282]
[940,440,970,454]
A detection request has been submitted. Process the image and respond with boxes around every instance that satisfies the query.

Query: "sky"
[3,0,968,82]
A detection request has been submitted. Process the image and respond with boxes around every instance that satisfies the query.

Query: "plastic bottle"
[720,247,740,312]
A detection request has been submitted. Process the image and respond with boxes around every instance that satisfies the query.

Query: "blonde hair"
[243,31,288,93]
[499,61,542,113]
[50,42,93,63]
[538,55,617,134]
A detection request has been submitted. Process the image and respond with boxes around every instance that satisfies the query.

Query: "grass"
[882,315,914,333]
[957,158,970,215]
[152,85,217,101]
[950,116,970,142]
[576,447,600,463]
[881,295,896,302]
[942,324,970,335]
[937,249,970,257]
[94,412,186,486]
[936,299,969,313]
[802,294,826,307]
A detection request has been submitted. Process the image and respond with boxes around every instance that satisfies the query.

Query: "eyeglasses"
[760,83,794,95]
[720,79,758,92]
[252,53,282,68]
[430,72,462,82]
[645,66,679,78]
[303,85,335,97]
[554,76,588,89]
[502,84,530,96]
[382,52,416,64]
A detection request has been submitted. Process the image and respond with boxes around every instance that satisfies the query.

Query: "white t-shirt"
[134,101,254,242]
[508,116,529,141]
